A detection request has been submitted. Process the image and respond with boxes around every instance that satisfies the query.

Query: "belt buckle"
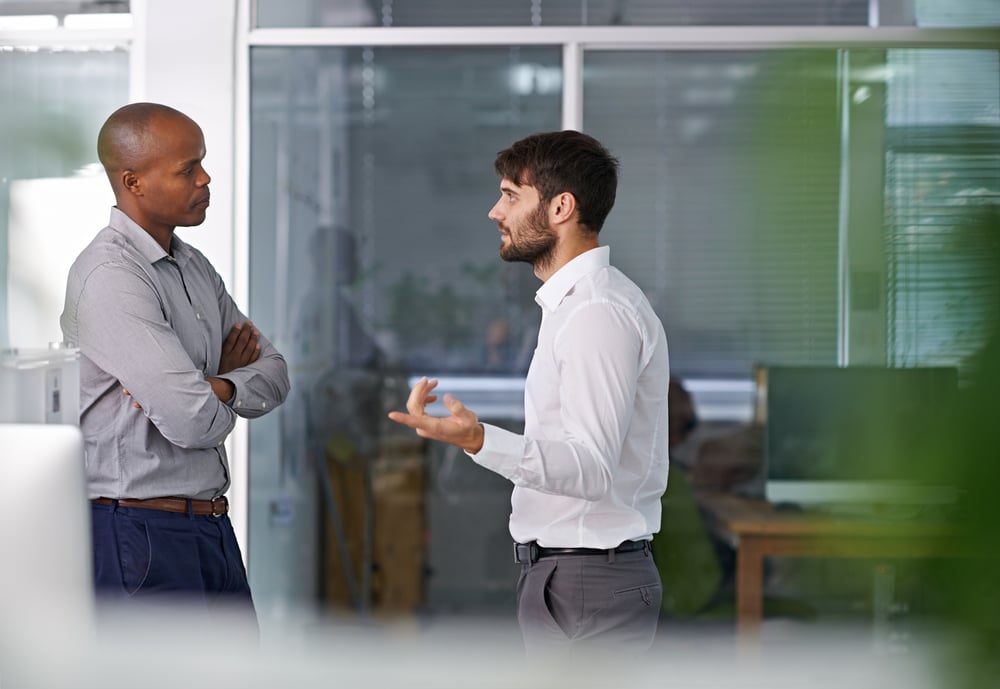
[210,497,227,517]
[513,542,538,564]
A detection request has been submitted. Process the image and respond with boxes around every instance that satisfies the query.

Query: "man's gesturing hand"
[219,321,260,375]
[387,376,485,454]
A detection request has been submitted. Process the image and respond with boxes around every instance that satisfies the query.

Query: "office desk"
[696,492,954,636]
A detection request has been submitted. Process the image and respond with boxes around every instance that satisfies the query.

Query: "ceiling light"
[63,13,133,30]
[0,15,59,31]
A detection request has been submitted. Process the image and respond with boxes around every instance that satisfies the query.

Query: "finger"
[233,322,255,355]
[387,410,410,424]
[442,393,470,417]
[222,323,243,353]
[405,377,436,415]
[122,389,141,409]
[388,410,428,430]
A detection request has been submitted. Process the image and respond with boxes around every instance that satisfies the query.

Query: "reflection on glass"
[248,45,560,617]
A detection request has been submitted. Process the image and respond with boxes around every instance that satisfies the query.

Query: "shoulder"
[556,266,664,342]
[565,266,648,314]
[68,227,139,282]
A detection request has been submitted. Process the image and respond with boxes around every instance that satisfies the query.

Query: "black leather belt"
[513,539,649,564]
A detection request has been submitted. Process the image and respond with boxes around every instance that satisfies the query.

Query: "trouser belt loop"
[186,498,194,519]
[608,547,616,564]
[111,498,120,513]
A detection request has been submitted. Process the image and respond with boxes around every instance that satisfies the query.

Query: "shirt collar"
[535,245,610,312]
[108,206,186,265]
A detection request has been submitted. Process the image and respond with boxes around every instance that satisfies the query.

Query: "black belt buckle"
[513,542,538,564]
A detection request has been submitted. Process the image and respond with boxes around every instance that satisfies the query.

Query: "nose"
[488,199,503,221]
[198,166,211,187]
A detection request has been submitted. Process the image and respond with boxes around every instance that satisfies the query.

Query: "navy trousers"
[90,501,256,625]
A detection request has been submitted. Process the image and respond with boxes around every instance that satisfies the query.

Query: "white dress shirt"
[470,246,670,548]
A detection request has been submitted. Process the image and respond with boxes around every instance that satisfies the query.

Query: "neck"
[534,231,599,282]
[147,226,175,255]
[116,204,175,254]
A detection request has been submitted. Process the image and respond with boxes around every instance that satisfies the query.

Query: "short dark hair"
[494,130,619,234]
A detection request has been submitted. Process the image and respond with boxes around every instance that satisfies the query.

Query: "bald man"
[61,103,289,621]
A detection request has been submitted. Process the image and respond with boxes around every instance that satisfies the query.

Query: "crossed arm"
[124,320,260,407]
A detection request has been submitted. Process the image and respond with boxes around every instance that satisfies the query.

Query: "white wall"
[132,0,249,548]
[134,0,237,283]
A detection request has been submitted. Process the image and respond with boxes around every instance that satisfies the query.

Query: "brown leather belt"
[91,496,229,516]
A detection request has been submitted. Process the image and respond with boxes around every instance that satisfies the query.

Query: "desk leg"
[736,537,765,637]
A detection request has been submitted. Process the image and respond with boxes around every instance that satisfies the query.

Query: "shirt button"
[236,400,242,408]
[261,402,267,409]
[196,313,202,320]
[217,440,224,446]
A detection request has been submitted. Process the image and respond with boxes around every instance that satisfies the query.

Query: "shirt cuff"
[466,423,524,480]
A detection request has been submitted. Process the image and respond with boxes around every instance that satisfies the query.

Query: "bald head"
[97,102,196,194]
[96,103,212,244]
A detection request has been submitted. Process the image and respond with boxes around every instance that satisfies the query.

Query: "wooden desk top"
[696,491,953,539]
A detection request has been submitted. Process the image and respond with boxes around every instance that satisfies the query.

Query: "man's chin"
[179,211,208,227]
[499,246,523,263]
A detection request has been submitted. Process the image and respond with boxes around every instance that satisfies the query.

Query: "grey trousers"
[515,546,662,659]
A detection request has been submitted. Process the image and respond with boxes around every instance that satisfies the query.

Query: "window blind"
[884,49,1000,378]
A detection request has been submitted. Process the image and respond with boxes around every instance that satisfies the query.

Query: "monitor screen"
[0,424,94,649]
[762,366,959,505]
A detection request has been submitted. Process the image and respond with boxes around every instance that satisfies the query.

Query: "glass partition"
[0,46,128,348]
[244,10,999,628]
[585,50,843,377]
[248,45,561,614]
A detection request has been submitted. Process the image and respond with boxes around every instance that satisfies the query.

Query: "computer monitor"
[0,424,94,653]
[761,366,959,506]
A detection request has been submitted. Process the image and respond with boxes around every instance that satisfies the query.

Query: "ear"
[121,170,142,197]
[548,192,577,226]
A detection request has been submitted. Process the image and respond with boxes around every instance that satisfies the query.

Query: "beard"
[499,202,556,268]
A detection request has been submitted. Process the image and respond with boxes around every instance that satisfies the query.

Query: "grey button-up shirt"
[61,207,290,500]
